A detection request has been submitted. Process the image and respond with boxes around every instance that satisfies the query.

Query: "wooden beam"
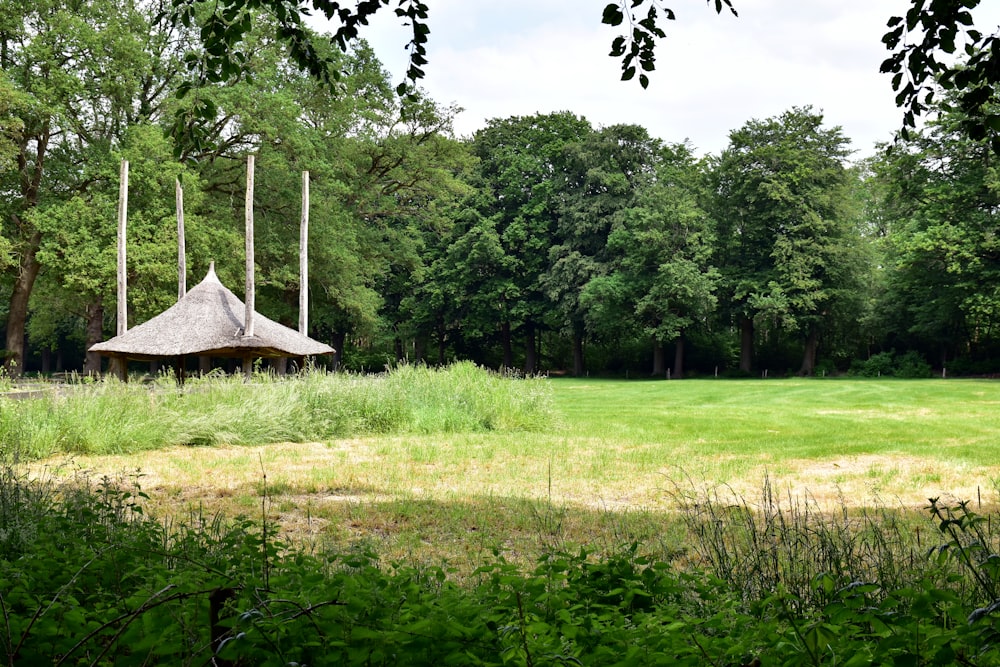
[117,159,129,336]
[244,155,255,338]
[299,170,309,336]
[176,178,186,300]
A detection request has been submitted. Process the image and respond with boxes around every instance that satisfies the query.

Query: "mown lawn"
[24,375,1000,571]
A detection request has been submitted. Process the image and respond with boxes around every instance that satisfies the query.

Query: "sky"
[310,1,1000,159]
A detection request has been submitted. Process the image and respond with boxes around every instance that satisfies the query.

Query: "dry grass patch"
[29,436,1000,575]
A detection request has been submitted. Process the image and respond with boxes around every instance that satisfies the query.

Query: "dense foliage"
[2,2,1000,377]
[6,461,1000,664]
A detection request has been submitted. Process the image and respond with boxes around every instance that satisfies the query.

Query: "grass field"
[25,376,1000,570]
[9,373,1000,664]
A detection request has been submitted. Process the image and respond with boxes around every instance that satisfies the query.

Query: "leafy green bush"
[849,350,896,377]
[895,350,934,378]
[848,350,933,378]
[812,358,837,377]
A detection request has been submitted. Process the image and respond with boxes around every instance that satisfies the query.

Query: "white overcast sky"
[310,1,1000,159]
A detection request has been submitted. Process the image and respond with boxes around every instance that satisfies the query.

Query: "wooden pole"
[176,178,186,300]
[113,159,129,381]
[244,155,255,338]
[117,159,129,336]
[299,170,309,336]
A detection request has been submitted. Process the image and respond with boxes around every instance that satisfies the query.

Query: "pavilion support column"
[241,155,256,382]
[299,170,310,375]
[175,355,187,385]
[299,170,309,336]
[176,178,186,300]
[111,159,129,382]
[199,355,211,375]
[114,357,128,383]
[244,155,255,338]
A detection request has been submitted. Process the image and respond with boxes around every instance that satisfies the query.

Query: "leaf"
[602,4,624,26]
[621,65,636,81]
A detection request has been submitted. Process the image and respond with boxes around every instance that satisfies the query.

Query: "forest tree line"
[1,0,998,378]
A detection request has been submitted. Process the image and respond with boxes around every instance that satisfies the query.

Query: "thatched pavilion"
[89,263,334,376]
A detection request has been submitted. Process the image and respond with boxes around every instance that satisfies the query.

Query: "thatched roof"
[89,265,335,360]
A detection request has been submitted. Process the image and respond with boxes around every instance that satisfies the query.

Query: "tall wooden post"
[243,155,255,378]
[176,178,186,300]
[117,159,129,336]
[113,159,129,381]
[299,170,309,336]
[244,155,255,338]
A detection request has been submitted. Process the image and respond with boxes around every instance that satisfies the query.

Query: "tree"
[464,112,593,373]
[184,30,471,367]
[874,97,1000,368]
[32,125,216,373]
[542,123,660,376]
[582,142,718,376]
[713,107,861,375]
[0,0,186,374]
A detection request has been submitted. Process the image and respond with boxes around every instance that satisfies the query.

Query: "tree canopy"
[173,0,1000,149]
[4,0,1000,378]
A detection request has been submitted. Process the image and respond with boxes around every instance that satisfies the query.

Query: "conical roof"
[89,265,335,360]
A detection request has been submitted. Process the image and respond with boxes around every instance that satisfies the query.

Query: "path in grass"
[36,378,1000,566]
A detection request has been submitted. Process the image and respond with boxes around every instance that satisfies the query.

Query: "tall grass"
[668,477,951,608]
[0,362,555,458]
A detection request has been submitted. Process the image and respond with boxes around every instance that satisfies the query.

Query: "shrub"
[6,466,1000,665]
[849,350,896,377]
[895,350,934,378]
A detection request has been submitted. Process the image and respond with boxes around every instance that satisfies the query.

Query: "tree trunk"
[394,336,404,363]
[500,320,513,371]
[524,321,537,374]
[437,321,446,366]
[673,332,685,379]
[6,126,50,377]
[83,300,104,375]
[414,337,426,364]
[739,315,754,373]
[652,341,665,376]
[331,331,346,370]
[274,356,288,375]
[799,329,819,376]
[40,348,51,374]
[572,329,585,377]
[5,230,42,376]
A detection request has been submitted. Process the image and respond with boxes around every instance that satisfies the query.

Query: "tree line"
[1,0,998,378]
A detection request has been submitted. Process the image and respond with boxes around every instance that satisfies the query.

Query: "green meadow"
[12,369,1000,568]
[8,367,1000,664]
